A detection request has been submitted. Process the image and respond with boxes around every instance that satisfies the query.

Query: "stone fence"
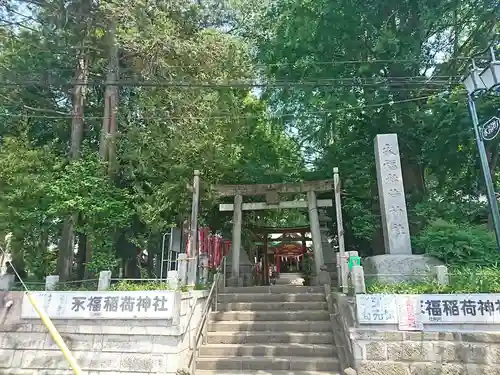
[351,329,500,375]
[0,289,208,375]
[343,291,500,375]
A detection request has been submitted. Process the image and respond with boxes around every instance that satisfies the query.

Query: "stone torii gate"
[213,180,334,286]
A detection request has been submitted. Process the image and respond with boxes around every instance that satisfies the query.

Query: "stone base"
[363,254,443,284]
[276,273,304,285]
[227,276,242,287]
[225,264,253,287]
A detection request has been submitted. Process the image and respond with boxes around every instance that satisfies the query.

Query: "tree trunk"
[8,233,26,282]
[86,20,119,279]
[100,21,119,173]
[84,236,93,279]
[76,232,87,280]
[57,50,89,281]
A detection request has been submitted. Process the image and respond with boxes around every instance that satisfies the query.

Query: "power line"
[0,78,461,89]
[0,56,478,73]
[0,94,461,121]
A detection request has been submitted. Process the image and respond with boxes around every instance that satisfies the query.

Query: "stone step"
[196,371,339,375]
[207,332,333,345]
[217,293,325,303]
[223,285,324,294]
[199,343,336,357]
[276,273,304,285]
[208,320,331,333]
[217,301,328,311]
[196,356,340,371]
[210,310,330,322]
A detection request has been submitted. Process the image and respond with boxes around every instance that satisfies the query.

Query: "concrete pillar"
[186,258,196,286]
[98,270,112,291]
[307,190,324,274]
[433,265,449,285]
[200,253,209,284]
[351,265,366,294]
[0,274,14,291]
[167,270,179,289]
[231,194,243,281]
[177,253,188,286]
[45,275,59,291]
[317,264,331,286]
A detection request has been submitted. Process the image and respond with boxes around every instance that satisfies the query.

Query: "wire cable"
[0,56,481,73]
[0,93,463,121]
[0,78,461,89]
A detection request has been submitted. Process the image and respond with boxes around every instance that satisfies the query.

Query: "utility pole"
[333,167,347,294]
[57,2,90,281]
[190,170,201,281]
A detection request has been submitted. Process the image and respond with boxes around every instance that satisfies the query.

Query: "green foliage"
[367,267,500,294]
[0,1,305,280]
[0,0,498,280]
[108,280,210,292]
[109,280,173,291]
[413,220,498,267]
[411,198,487,228]
[246,0,500,254]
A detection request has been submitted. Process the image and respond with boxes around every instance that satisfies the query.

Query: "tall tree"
[57,0,93,281]
[247,0,500,253]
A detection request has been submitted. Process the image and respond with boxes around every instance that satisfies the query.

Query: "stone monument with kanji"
[363,134,442,283]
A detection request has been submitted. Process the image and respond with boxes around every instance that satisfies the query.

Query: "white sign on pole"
[356,293,500,325]
[21,291,177,320]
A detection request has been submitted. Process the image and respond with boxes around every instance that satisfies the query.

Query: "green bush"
[367,266,500,294]
[108,280,210,292]
[413,219,498,267]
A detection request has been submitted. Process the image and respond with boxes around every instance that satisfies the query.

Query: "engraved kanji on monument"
[374,134,412,255]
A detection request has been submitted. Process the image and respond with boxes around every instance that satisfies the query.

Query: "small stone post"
[433,265,449,285]
[177,253,188,286]
[0,274,14,291]
[186,258,197,286]
[167,270,179,289]
[200,253,209,284]
[317,264,331,286]
[98,270,112,291]
[45,275,59,291]
[351,265,366,294]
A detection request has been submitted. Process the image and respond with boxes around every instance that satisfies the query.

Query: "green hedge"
[367,267,500,294]
[413,219,498,267]
[366,219,500,294]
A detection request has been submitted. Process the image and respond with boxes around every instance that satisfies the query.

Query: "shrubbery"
[367,218,500,294]
[413,219,498,267]
[367,266,500,294]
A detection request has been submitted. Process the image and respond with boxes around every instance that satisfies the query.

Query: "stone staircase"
[196,285,340,375]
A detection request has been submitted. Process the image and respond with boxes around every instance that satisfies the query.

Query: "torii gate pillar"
[230,194,243,283]
[307,190,324,274]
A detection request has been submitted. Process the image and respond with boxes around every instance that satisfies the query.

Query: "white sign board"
[357,294,500,325]
[356,294,398,323]
[397,296,423,331]
[22,291,177,320]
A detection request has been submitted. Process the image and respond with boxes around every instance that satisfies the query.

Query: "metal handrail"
[188,256,226,375]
